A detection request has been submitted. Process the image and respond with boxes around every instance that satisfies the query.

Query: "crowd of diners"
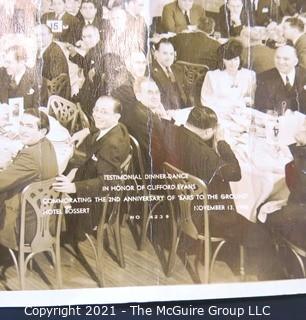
[0,0,306,282]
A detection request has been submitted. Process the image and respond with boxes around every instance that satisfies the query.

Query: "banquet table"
[0,115,73,174]
[172,107,306,223]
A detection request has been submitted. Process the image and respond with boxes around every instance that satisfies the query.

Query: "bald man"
[255,45,306,115]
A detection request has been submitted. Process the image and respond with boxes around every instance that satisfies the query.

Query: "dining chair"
[163,162,245,283]
[47,95,89,134]
[84,152,133,287]
[47,73,70,100]
[173,61,209,106]
[124,134,150,250]
[7,178,66,289]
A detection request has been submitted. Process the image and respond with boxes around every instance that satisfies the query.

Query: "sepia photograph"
[0,0,305,306]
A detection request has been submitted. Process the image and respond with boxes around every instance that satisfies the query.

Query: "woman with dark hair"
[201,38,256,116]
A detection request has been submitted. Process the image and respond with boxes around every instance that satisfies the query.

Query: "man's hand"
[88,68,96,82]
[53,175,76,193]
[67,44,78,57]
[70,128,90,147]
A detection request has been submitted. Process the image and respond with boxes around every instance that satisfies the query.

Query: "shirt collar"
[279,68,296,86]
[96,124,117,141]
[14,67,26,85]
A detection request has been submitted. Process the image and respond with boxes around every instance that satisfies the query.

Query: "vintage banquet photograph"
[0,0,305,293]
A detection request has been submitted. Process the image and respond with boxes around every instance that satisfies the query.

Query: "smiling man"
[0,45,39,110]
[151,39,187,110]
[53,96,130,197]
[53,96,130,236]
[0,110,58,248]
[255,45,306,115]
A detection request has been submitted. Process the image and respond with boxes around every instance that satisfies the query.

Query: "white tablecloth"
[172,107,305,222]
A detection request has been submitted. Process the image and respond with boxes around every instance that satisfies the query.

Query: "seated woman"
[200,39,256,117]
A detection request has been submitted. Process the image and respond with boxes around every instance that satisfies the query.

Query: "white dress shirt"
[279,69,296,86]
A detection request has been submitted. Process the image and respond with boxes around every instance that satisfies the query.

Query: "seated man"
[240,27,275,74]
[111,51,147,120]
[219,0,254,38]
[79,0,104,36]
[41,0,81,45]
[151,39,187,110]
[161,0,205,33]
[282,17,306,69]
[171,16,220,69]
[124,0,148,53]
[68,25,105,117]
[0,45,39,110]
[121,77,173,172]
[0,110,58,249]
[254,0,283,26]
[53,96,131,236]
[65,0,82,16]
[167,107,246,242]
[255,45,306,115]
[266,129,306,249]
[35,24,71,106]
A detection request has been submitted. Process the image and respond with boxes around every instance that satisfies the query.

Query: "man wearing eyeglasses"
[53,96,130,238]
[0,110,58,249]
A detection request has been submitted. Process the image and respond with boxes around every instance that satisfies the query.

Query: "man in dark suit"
[166,106,252,243]
[121,77,172,172]
[283,17,306,69]
[151,39,187,110]
[0,110,58,249]
[161,0,205,33]
[112,51,147,121]
[41,0,81,44]
[266,130,306,260]
[78,0,104,37]
[219,0,255,38]
[68,25,105,117]
[254,0,282,26]
[241,27,275,74]
[35,24,70,106]
[255,45,306,115]
[280,0,306,15]
[171,16,220,68]
[0,45,39,110]
[53,96,131,235]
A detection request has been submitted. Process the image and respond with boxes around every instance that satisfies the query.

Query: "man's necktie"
[9,76,17,89]
[184,11,191,25]
[167,67,176,83]
[285,75,292,91]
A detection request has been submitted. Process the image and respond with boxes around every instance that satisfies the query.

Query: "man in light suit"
[41,0,81,44]
[151,39,187,110]
[161,0,205,33]
[255,45,306,114]
[0,110,58,249]
[283,17,306,69]
[53,96,131,236]
[0,45,39,110]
